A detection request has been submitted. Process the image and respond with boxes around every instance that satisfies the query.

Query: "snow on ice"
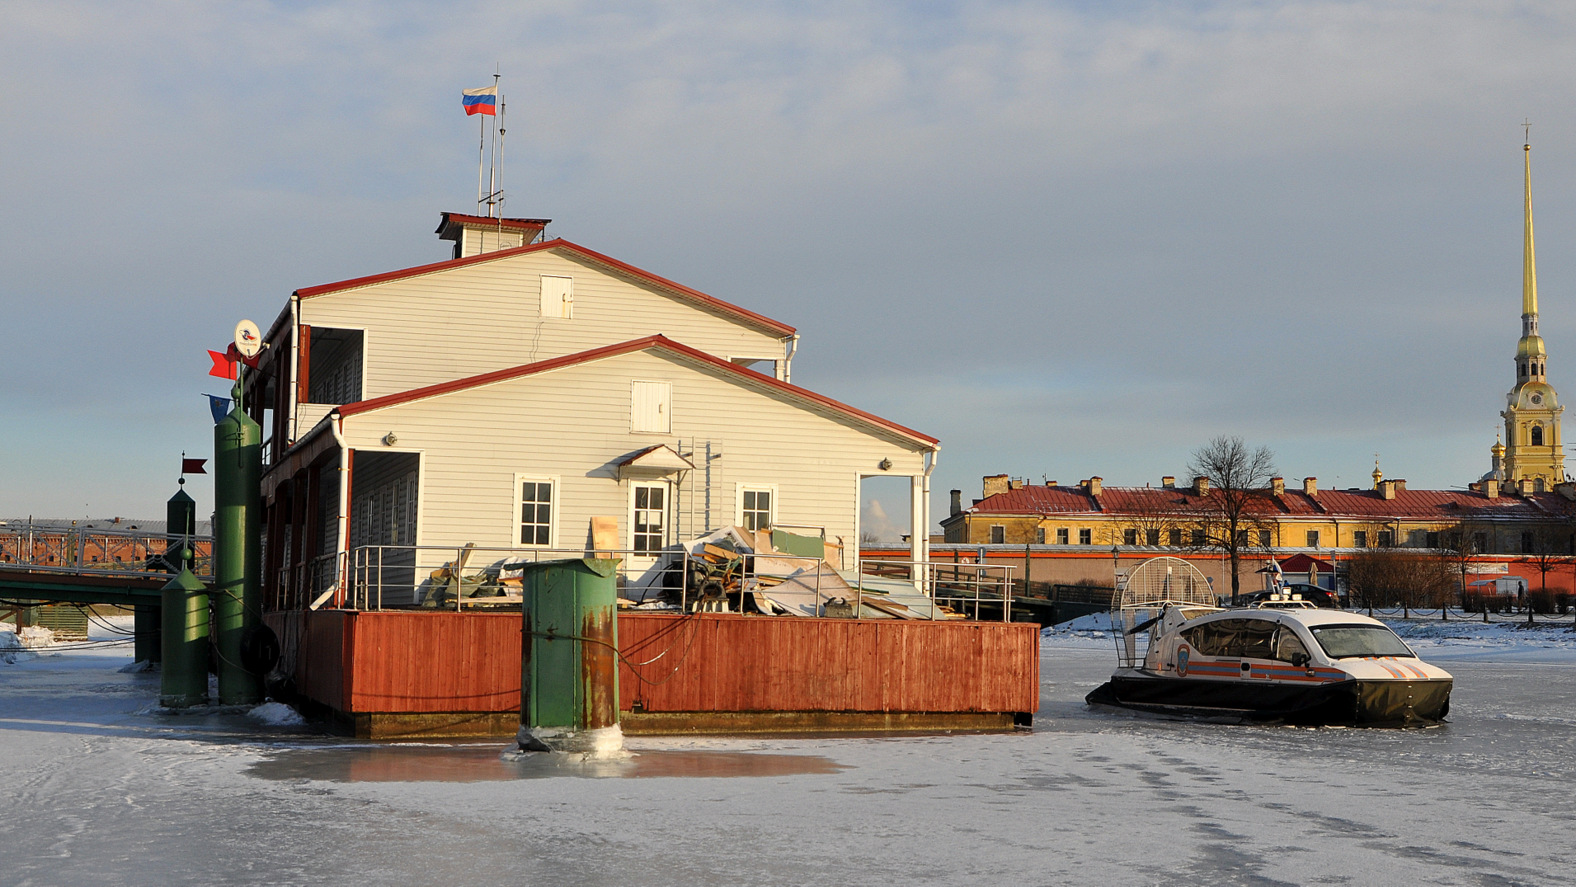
[2,613,1574,885]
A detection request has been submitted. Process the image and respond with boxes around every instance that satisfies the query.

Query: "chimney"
[1379,480,1397,500]
[1161,476,1176,489]
[1485,478,1500,499]
[436,212,550,258]
[1045,480,1056,487]
[1519,478,1534,495]
[982,474,1010,497]
[1393,479,1406,492]
[1088,476,1103,496]
[1193,476,1210,496]
[1303,477,1318,497]
[949,490,963,516]
[1010,478,1025,491]
[1270,477,1285,497]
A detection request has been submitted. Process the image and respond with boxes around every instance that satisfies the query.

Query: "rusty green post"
[160,564,209,708]
[518,558,622,753]
[214,402,263,705]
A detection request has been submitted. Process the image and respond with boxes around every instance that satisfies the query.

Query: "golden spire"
[1525,127,1538,318]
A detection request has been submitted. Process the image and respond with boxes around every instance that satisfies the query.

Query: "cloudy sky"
[5,1,1576,531]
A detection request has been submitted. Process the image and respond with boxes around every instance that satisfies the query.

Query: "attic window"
[540,275,573,319]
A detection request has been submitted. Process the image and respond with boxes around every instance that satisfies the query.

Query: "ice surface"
[2,613,1574,885]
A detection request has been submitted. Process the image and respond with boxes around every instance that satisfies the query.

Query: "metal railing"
[854,558,1017,621]
[0,525,214,579]
[275,545,1015,622]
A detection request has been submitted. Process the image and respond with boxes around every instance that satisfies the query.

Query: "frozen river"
[3,620,1574,886]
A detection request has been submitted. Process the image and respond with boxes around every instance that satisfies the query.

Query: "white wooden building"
[251,214,938,606]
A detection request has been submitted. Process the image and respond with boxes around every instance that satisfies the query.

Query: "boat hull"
[1086,674,1452,727]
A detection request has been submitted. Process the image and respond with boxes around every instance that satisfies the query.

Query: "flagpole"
[487,70,500,217]
[477,111,486,213]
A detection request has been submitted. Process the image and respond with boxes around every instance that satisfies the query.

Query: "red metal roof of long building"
[963,484,1575,520]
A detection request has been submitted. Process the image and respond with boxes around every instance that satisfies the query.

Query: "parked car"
[1234,583,1342,609]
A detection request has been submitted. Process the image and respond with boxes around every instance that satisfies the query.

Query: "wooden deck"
[266,610,1040,739]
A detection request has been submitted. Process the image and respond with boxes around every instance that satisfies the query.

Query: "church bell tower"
[1501,138,1566,489]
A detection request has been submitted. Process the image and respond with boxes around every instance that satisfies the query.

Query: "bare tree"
[1440,519,1491,622]
[1183,436,1277,604]
[1525,521,1575,624]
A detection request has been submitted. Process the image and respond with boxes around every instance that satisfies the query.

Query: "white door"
[629,482,670,575]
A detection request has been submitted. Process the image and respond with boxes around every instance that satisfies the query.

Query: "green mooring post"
[138,483,199,664]
[160,564,210,708]
[518,558,623,753]
[214,403,263,705]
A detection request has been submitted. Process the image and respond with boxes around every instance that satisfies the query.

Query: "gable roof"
[335,334,938,447]
[293,237,796,337]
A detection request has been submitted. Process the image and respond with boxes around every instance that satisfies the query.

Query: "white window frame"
[513,474,559,549]
[736,483,778,532]
[540,275,573,319]
[629,481,672,555]
[630,380,672,433]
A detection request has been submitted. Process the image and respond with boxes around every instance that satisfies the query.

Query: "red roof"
[434,212,550,235]
[962,483,1571,520]
[294,238,795,337]
[336,335,938,446]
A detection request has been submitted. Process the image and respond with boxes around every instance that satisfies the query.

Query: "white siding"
[338,348,929,566]
[301,249,788,402]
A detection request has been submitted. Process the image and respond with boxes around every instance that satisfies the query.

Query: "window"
[540,275,573,318]
[632,483,668,554]
[989,525,1005,544]
[1057,528,1069,545]
[1473,531,1488,552]
[739,486,775,531]
[1123,529,1138,546]
[1190,529,1206,546]
[1305,530,1320,548]
[1078,528,1092,545]
[1426,531,1440,548]
[1522,531,1534,554]
[1532,425,1545,446]
[1168,529,1183,546]
[1257,529,1272,547]
[1353,530,1368,548]
[1036,527,1046,544]
[1377,530,1394,547]
[1408,530,1427,548]
[1146,529,1161,546]
[517,477,555,546]
[631,381,672,433]
[1234,530,1248,547]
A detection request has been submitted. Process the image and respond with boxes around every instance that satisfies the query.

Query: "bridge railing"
[0,525,214,579]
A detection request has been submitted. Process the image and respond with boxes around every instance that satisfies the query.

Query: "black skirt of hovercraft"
[1085,675,1452,727]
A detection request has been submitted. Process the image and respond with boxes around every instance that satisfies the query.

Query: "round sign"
[234,319,262,358]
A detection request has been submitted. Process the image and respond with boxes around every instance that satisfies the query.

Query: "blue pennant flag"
[207,395,230,424]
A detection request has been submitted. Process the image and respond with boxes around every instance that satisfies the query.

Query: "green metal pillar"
[160,564,209,708]
[214,404,263,705]
[518,558,622,753]
[133,605,161,664]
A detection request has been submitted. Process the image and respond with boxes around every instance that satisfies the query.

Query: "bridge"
[0,525,214,607]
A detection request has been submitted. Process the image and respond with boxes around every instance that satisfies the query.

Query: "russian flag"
[462,86,497,116]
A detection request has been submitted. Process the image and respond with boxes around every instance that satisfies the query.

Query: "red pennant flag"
[208,349,237,379]
[181,458,207,475]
